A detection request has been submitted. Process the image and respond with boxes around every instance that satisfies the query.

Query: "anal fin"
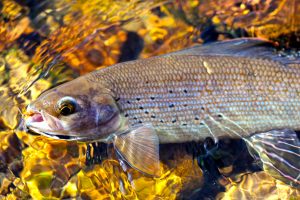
[247,129,300,188]
[113,125,161,177]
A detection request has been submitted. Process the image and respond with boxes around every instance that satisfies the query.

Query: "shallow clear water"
[0,0,299,199]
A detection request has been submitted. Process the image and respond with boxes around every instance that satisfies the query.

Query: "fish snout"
[24,105,44,126]
[27,113,44,123]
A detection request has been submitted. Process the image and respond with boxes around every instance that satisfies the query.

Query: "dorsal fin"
[169,38,299,65]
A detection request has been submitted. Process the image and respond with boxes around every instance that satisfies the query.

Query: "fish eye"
[57,96,77,116]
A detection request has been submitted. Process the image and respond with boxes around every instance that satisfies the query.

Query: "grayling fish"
[24,38,300,187]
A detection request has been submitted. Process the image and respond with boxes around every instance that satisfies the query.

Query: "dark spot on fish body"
[184,89,188,93]
[169,104,174,108]
[139,106,144,110]
[127,100,131,104]
[138,120,143,123]
[150,97,155,100]
[136,98,141,101]
[151,115,156,118]
[124,113,129,117]
[172,119,177,123]
[145,111,149,114]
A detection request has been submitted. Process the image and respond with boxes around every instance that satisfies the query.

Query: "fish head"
[25,77,124,141]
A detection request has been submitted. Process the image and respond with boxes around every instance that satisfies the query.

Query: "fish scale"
[25,39,300,185]
[86,49,300,143]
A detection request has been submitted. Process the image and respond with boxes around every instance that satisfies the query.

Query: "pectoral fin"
[247,129,300,188]
[113,125,161,177]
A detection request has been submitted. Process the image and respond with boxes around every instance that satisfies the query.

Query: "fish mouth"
[25,105,44,124]
[28,125,108,141]
[24,107,116,142]
[24,110,72,140]
[30,112,43,122]
[25,111,49,132]
[25,114,97,141]
[27,125,84,141]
